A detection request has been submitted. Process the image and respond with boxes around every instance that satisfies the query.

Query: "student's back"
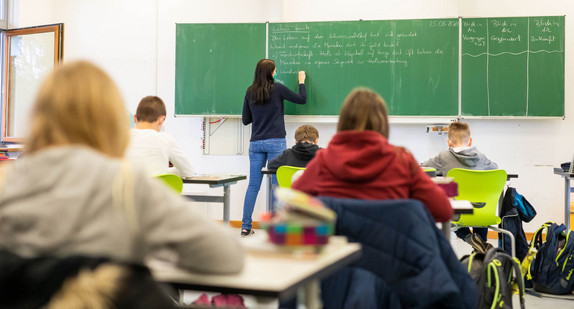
[423,146,497,176]
[127,128,193,176]
[421,122,497,176]
[293,88,453,223]
[0,61,242,275]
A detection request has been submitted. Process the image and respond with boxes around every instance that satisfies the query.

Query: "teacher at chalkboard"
[241,59,307,236]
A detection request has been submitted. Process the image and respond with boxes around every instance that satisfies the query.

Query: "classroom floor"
[181,229,574,308]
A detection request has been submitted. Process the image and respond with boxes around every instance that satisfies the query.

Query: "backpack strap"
[556,228,573,268]
[511,255,526,309]
[530,222,553,250]
[527,222,554,280]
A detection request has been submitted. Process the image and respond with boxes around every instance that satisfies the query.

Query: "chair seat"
[452,214,501,227]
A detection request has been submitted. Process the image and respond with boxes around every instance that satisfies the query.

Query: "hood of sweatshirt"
[291,142,320,161]
[321,130,398,182]
[449,146,482,167]
[0,146,124,257]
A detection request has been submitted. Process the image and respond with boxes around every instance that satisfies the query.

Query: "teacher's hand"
[298,71,306,84]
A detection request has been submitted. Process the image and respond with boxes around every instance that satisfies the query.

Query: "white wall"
[14,0,574,231]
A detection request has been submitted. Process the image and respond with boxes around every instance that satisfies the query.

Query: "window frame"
[1,23,64,142]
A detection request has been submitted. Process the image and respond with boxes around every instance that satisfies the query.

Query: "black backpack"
[527,222,574,295]
[461,248,525,309]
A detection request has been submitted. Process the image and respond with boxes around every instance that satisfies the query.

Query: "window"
[1,24,63,142]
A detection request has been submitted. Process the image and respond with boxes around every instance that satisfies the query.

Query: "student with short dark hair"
[127,96,195,177]
[292,88,453,223]
[267,124,320,171]
[421,121,498,249]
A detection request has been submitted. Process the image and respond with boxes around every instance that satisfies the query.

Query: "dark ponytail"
[246,59,275,104]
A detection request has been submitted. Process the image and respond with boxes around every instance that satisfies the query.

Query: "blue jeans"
[241,138,286,230]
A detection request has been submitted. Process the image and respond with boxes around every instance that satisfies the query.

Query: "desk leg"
[297,280,321,309]
[266,174,273,213]
[442,222,451,241]
[565,177,571,230]
[223,184,230,225]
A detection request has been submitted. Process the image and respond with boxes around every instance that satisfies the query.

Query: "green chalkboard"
[175,19,459,116]
[175,23,265,115]
[269,20,459,116]
[461,16,565,117]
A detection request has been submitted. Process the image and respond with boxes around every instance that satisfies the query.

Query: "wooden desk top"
[436,173,517,180]
[151,237,361,299]
[0,147,23,152]
[451,199,473,215]
[261,168,276,175]
[182,174,246,185]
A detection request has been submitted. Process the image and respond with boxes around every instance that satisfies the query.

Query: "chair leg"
[490,226,516,258]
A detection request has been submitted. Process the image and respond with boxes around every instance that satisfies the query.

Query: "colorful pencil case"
[263,222,334,246]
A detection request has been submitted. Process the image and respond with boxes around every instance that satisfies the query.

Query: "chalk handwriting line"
[271,31,311,34]
[463,49,563,57]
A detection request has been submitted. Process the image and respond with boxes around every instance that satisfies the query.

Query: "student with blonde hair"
[292,88,453,222]
[421,121,498,249]
[0,61,243,274]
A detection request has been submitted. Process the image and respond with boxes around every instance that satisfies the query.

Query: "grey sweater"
[0,146,243,274]
[421,146,498,176]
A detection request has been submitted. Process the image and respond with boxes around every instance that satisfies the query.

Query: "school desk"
[552,167,572,229]
[442,199,474,240]
[436,172,519,181]
[150,236,361,308]
[0,147,23,152]
[182,175,246,225]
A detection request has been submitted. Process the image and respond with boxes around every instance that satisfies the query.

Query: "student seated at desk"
[267,124,320,171]
[421,121,498,250]
[126,96,195,177]
[0,62,243,276]
[292,88,453,222]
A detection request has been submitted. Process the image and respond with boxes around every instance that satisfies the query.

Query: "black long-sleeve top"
[242,83,307,141]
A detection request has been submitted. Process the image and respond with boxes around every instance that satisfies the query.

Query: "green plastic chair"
[421,167,437,177]
[276,166,306,188]
[156,173,183,194]
[447,168,516,257]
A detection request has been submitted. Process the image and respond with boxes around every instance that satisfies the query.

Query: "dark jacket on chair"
[499,187,537,260]
[0,250,176,309]
[319,197,478,309]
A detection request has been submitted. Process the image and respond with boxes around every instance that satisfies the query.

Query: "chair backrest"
[446,168,507,226]
[276,166,306,188]
[156,174,183,194]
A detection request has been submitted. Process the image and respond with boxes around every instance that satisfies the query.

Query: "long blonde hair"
[337,87,390,138]
[26,61,129,158]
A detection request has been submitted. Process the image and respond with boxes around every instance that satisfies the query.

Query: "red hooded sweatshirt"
[292,130,453,222]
